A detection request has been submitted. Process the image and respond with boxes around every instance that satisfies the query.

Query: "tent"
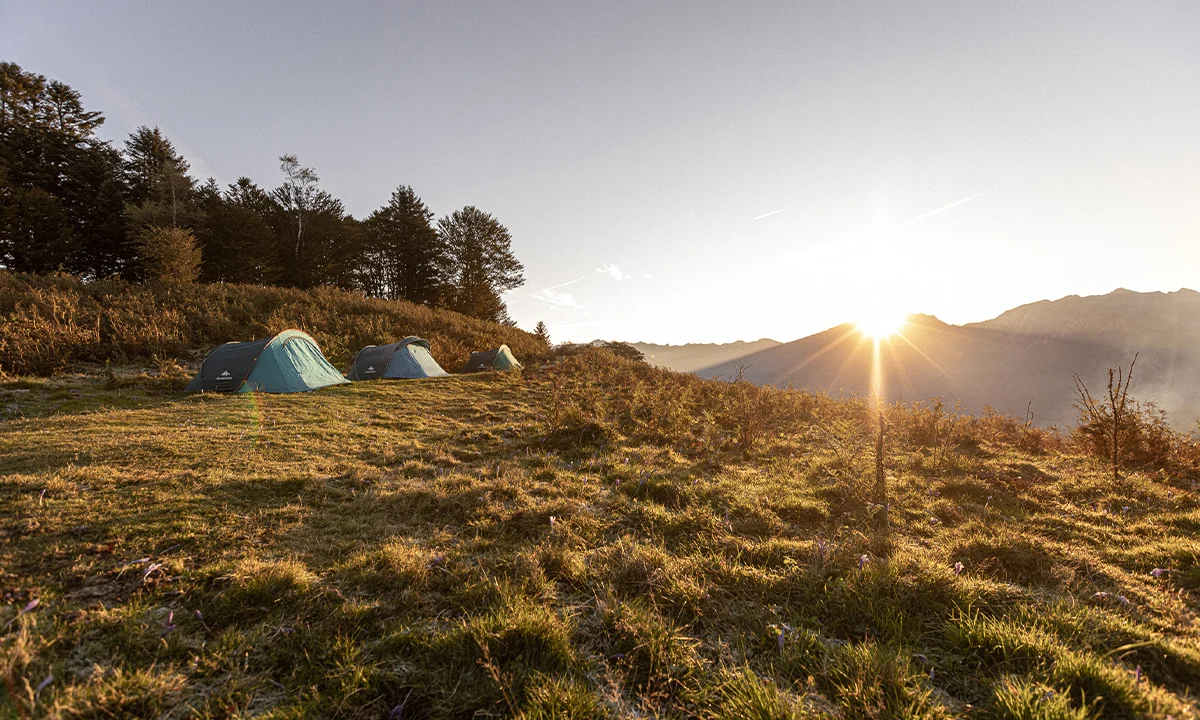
[462,345,522,373]
[349,337,449,380]
[185,329,349,393]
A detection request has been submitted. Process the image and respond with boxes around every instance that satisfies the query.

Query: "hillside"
[0,272,546,376]
[2,349,1199,717]
[633,339,782,373]
[700,289,1200,428]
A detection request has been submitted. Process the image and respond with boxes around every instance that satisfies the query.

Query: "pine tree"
[534,321,551,347]
[0,62,130,278]
[362,186,446,303]
[122,126,193,212]
[437,206,525,321]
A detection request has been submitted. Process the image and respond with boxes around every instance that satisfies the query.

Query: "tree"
[437,206,525,322]
[122,126,194,218]
[534,321,551,347]
[271,155,349,287]
[0,62,130,278]
[362,186,446,303]
[135,225,201,283]
[193,177,279,284]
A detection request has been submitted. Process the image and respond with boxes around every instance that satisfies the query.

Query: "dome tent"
[462,345,522,373]
[349,337,449,380]
[185,330,349,393]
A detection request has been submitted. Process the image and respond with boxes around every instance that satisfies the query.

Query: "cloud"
[596,263,630,282]
[889,193,981,236]
[530,276,586,309]
[752,206,791,221]
[643,273,654,281]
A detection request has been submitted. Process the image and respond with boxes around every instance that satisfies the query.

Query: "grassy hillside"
[0,272,546,376]
[2,350,1200,718]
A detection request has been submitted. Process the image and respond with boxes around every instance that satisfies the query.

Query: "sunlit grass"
[1,353,1197,718]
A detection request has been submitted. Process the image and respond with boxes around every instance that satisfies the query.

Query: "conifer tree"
[437,206,525,322]
[363,185,446,303]
[534,321,551,347]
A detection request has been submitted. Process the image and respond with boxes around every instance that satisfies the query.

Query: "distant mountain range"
[632,339,781,373]
[644,289,1200,428]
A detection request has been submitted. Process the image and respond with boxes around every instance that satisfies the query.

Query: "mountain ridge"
[694,288,1200,428]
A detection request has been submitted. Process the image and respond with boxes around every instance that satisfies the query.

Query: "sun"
[856,311,907,340]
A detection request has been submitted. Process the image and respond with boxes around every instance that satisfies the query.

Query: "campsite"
[4,5,1200,719]
[3,276,1200,718]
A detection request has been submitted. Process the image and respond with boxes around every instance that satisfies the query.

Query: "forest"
[0,62,525,324]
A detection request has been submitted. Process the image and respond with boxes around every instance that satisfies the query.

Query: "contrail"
[752,206,791,221]
[547,276,586,290]
[890,193,981,235]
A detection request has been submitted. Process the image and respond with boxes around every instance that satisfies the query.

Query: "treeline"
[0,62,524,324]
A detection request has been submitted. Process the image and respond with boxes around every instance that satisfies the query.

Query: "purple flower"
[859,554,870,570]
[953,562,965,575]
[1151,568,1169,578]
[22,598,39,614]
[35,673,53,695]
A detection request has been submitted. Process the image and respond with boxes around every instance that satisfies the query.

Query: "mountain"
[698,289,1200,428]
[632,339,781,373]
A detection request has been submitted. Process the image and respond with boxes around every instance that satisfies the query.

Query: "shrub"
[0,270,546,374]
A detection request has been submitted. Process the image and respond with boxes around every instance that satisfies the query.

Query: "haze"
[4,2,1197,343]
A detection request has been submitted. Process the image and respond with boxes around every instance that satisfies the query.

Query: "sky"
[3,2,1198,344]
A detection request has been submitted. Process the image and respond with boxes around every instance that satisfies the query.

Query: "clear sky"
[4,2,1198,344]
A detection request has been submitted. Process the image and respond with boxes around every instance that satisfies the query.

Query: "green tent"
[186,329,349,393]
[463,345,522,372]
[348,337,449,380]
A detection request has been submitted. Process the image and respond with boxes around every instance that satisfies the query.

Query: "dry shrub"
[0,270,547,374]
[1072,398,1200,478]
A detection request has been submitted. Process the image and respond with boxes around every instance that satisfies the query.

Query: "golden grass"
[0,271,547,376]
[0,352,1198,718]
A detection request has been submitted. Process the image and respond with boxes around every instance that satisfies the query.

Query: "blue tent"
[349,337,449,380]
[186,330,349,393]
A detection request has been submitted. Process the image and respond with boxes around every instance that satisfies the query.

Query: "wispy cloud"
[530,276,586,309]
[890,193,981,235]
[752,206,791,221]
[595,263,630,282]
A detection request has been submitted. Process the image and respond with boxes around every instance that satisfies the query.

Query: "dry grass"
[0,271,547,376]
[1,350,1199,718]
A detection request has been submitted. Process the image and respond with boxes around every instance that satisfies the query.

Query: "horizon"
[631,285,1200,346]
[3,3,1197,343]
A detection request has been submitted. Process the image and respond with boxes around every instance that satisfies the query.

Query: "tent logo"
[366,366,375,374]
[217,370,232,379]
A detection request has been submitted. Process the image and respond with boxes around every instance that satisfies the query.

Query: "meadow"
[0,272,546,377]
[2,347,1199,718]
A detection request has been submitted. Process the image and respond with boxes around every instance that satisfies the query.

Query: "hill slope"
[633,339,781,373]
[2,351,1198,717]
[0,271,546,375]
[700,289,1200,428]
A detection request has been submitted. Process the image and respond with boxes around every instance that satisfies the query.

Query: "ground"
[1,358,1198,719]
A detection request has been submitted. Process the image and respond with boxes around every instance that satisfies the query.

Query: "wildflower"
[161,610,176,637]
[35,674,53,695]
[1151,568,1169,578]
[953,562,965,575]
[22,598,39,614]
[859,554,869,570]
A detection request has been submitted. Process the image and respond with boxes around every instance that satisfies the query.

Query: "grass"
[1,349,1198,718]
[0,271,547,376]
